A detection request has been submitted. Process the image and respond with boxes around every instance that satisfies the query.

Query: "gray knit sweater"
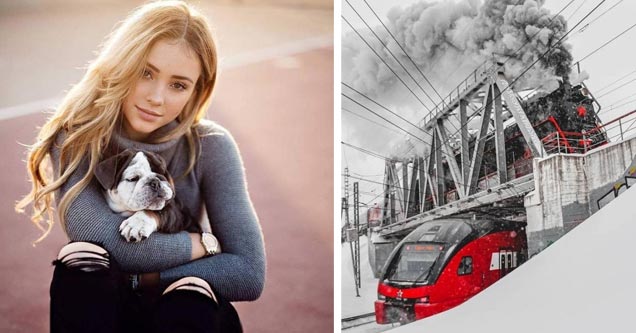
[52,120,265,302]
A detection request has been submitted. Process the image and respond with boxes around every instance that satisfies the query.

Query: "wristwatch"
[201,232,221,256]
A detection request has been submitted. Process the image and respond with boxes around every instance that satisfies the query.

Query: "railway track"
[342,312,375,329]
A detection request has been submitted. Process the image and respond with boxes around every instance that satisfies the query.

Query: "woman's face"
[122,39,201,141]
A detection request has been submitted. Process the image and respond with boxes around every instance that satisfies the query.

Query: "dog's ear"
[144,151,170,177]
[95,149,136,190]
[143,151,175,191]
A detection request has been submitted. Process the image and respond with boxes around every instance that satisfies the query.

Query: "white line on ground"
[220,35,332,70]
[0,98,59,121]
[0,35,333,121]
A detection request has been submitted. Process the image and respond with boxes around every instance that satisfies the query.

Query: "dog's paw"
[119,211,158,242]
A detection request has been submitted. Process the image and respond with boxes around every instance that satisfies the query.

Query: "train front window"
[386,243,444,283]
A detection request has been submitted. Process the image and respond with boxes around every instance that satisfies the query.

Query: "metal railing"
[418,62,495,127]
[585,109,636,146]
[597,176,636,210]
[541,109,636,155]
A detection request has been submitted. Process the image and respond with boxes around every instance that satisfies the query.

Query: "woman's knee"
[163,276,217,303]
[56,242,110,272]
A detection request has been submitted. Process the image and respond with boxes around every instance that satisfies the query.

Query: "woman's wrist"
[189,232,206,260]
[139,272,160,292]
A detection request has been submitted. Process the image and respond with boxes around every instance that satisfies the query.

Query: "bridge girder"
[379,63,542,235]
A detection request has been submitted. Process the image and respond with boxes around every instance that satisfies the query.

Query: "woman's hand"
[139,272,160,292]
[189,233,207,260]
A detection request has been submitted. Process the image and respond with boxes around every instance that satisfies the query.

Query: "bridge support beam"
[460,99,470,196]
[493,84,508,184]
[467,86,493,195]
[418,156,426,213]
[496,73,547,158]
[436,120,465,199]
[434,130,445,206]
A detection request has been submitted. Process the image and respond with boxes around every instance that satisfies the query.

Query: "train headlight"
[378,293,386,300]
[416,296,430,304]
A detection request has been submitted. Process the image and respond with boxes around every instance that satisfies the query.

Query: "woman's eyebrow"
[146,62,194,84]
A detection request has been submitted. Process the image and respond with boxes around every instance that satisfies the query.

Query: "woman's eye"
[126,176,140,182]
[142,70,152,79]
[172,82,187,91]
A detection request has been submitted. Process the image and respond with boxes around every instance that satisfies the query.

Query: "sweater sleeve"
[159,129,266,302]
[51,135,193,273]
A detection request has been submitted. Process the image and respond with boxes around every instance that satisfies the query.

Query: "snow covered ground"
[386,185,636,332]
[341,235,406,332]
[341,235,377,318]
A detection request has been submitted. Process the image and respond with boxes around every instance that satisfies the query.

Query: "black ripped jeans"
[49,245,242,333]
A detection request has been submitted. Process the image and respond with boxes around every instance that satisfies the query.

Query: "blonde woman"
[16,1,264,332]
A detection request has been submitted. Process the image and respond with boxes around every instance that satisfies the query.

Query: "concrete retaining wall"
[524,135,636,255]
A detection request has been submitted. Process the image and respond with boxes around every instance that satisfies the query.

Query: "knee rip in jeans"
[164,277,218,304]
[55,242,110,273]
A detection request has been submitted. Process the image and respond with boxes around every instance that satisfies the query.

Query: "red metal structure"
[375,215,527,324]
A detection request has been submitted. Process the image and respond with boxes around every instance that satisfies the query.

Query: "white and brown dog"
[95,149,200,242]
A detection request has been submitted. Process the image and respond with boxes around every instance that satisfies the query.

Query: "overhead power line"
[573,0,625,36]
[594,68,636,95]
[361,0,445,103]
[342,141,391,162]
[343,82,432,139]
[596,77,636,100]
[575,21,636,64]
[342,107,404,136]
[341,15,432,113]
[566,0,589,22]
[344,0,439,111]
[342,93,429,146]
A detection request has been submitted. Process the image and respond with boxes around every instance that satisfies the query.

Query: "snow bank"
[388,185,636,332]
[341,235,379,318]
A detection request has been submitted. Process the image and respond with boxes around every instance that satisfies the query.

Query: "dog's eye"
[126,176,140,182]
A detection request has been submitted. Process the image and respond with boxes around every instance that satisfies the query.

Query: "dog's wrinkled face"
[114,152,174,211]
[96,150,174,213]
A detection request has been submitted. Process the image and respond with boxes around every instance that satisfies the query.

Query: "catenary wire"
[342,15,432,113]
[344,0,439,109]
[360,0,445,103]
[575,21,636,64]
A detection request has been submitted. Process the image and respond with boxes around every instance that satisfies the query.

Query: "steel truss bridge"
[378,62,559,238]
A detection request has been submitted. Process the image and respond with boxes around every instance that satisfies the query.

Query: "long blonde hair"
[15,0,218,243]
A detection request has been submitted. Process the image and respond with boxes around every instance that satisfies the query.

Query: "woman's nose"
[146,85,164,106]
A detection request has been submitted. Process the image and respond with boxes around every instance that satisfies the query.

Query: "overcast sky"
[340,0,636,220]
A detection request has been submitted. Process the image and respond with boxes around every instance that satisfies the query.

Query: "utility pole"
[343,168,359,297]
[353,182,361,290]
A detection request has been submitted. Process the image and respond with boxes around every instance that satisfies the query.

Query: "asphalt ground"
[0,1,333,332]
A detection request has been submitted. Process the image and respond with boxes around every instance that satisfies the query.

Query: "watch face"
[202,233,219,253]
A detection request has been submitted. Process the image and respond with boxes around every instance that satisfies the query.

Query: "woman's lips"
[136,105,162,121]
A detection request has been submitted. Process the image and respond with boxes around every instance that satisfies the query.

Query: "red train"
[374,215,527,324]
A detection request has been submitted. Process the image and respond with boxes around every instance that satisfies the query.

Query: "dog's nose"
[149,178,160,191]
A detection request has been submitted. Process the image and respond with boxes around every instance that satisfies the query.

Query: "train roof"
[401,215,526,245]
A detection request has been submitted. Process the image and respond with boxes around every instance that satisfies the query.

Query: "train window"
[457,256,473,275]
[386,242,444,282]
